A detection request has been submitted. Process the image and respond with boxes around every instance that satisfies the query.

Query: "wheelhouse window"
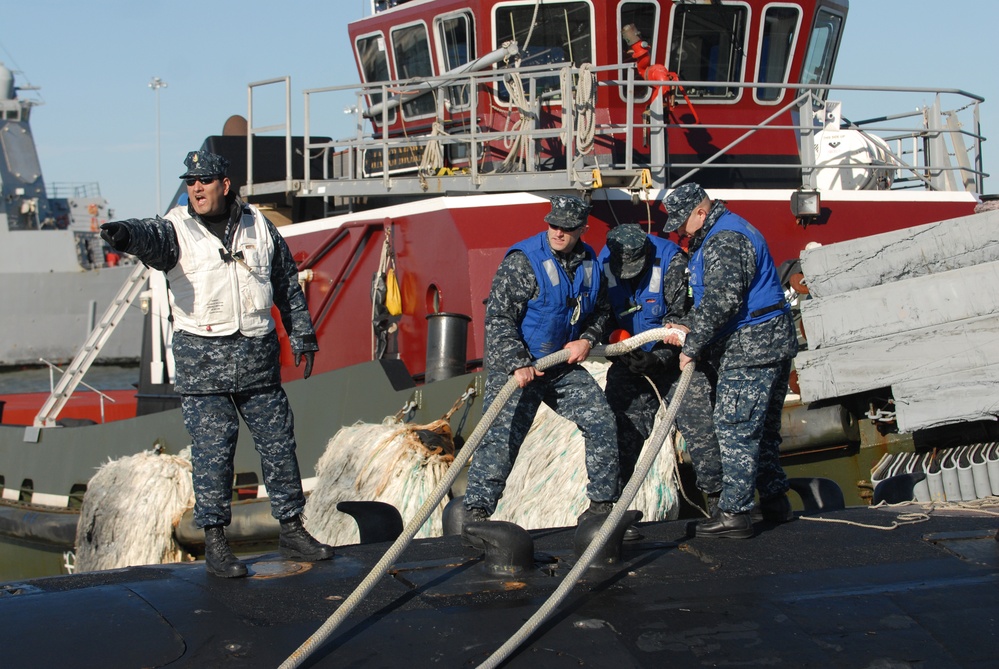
[755,5,801,103]
[391,22,436,119]
[356,33,397,126]
[494,1,593,102]
[436,11,476,109]
[619,1,660,104]
[668,3,749,101]
[800,7,844,99]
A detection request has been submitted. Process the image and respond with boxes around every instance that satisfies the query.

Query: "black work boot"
[705,492,721,518]
[279,515,335,561]
[577,500,613,525]
[695,510,754,539]
[757,493,794,523]
[587,501,614,515]
[466,507,490,523]
[204,526,248,578]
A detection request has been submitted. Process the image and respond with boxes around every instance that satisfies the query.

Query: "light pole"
[148,77,167,214]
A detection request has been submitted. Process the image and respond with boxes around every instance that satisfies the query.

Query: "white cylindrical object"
[870,452,894,493]
[971,444,992,499]
[956,447,977,501]
[940,450,961,502]
[986,443,999,496]
[911,452,931,503]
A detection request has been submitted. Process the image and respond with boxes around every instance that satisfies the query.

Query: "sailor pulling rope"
[277,327,688,669]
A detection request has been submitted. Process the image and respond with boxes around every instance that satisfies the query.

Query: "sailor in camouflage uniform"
[599,224,721,524]
[662,183,797,539]
[463,195,620,522]
[598,225,695,484]
[100,150,333,577]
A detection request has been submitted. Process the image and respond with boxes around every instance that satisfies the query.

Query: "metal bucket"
[425,313,471,384]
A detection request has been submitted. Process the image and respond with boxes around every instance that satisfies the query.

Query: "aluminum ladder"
[32,263,151,429]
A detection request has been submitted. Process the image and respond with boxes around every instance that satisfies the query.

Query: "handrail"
[244,60,987,201]
[245,76,293,198]
[305,220,384,333]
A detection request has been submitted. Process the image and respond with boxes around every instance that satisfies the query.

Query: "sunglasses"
[549,222,585,233]
[185,176,219,186]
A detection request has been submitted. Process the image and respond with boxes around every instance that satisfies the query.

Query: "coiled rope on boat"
[75,448,195,572]
[278,327,679,669]
[565,63,597,155]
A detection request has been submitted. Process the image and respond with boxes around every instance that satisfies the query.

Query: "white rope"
[418,119,448,180]
[279,328,674,669]
[570,63,596,155]
[799,511,931,531]
[520,0,543,55]
[479,354,694,669]
[495,72,532,173]
[800,496,999,531]
[75,448,194,572]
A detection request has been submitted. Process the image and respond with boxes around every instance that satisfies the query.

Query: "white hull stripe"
[0,477,319,509]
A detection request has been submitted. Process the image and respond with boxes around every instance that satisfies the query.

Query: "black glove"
[621,349,660,376]
[295,350,315,379]
[100,222,131,252]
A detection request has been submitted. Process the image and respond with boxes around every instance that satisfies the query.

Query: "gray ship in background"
[0,62,142,368]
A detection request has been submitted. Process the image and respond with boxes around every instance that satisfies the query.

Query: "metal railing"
[242,60,986,204]
[47,182,103,199]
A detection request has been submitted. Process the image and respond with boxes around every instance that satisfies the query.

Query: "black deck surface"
[2,506,997,668]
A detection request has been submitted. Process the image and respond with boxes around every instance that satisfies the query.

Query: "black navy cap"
[544,195,591,230]
[662,183,708,232]
[606,224,650,280]
[179,150,230,179]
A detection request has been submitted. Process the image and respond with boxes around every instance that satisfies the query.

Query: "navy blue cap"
[179,150,230,179]
[606,224,650,279]
[662,183,708,232]
[544,195,591,230]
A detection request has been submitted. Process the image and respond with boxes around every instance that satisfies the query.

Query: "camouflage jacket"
[114,197,317,393]
[485,238,611,377]
[679,201,797,370]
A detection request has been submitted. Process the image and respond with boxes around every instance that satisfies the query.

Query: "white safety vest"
[165,204,276,337]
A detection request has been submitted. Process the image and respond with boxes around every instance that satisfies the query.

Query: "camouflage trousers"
[604,360,718,490]
[181,386,307,528]
[682,358,792,513]
[464,364,620,516]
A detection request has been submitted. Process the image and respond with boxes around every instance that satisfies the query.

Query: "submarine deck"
[2,505,997,668]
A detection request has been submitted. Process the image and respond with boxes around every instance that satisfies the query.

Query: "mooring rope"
[477,348,692,669]
[278,327,678,669]
[799,496,999,531]
[799,511,931,531]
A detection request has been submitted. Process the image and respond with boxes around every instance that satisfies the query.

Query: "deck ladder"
[32,263,151,429]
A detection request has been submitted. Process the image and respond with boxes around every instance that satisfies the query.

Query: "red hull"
[1,390,137,427]
[277,190,978,385]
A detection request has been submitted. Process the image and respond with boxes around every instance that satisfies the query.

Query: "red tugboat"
[239,0,979,382]
[0,0,991,577]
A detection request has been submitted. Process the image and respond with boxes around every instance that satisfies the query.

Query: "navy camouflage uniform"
[675,192,797,515]
[463,199,619,516]
[599,225,715,487]
[109,195,318,528]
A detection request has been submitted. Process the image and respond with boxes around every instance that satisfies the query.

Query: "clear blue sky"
[2,0,995,220]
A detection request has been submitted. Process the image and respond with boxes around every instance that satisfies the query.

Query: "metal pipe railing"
[243,61,986,200]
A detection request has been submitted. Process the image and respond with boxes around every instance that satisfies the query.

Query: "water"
[0,364,141,581]
[0,364,139,395]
